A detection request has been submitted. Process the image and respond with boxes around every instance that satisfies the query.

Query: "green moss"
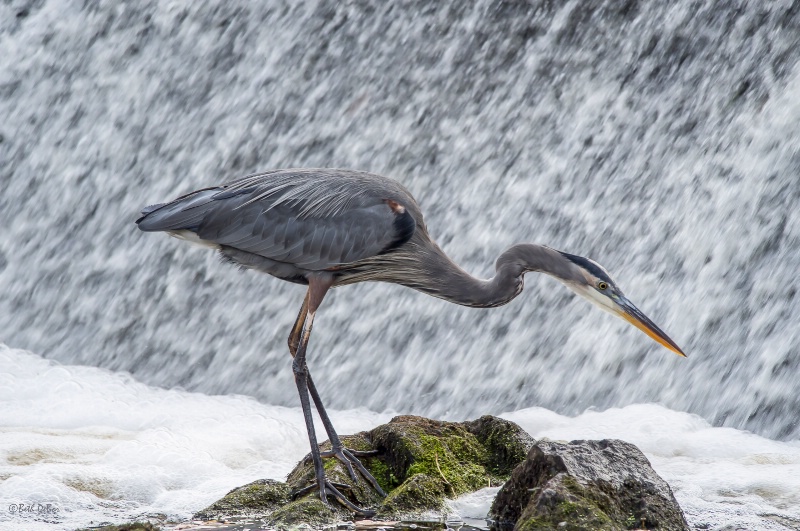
[194,479,290,519]
[515,516,561,531]
[465,415,535,478]
[370,419,512,517]
[378,473,449,516]
[365,415,534,517]
[268,495,346,528]
[516,475,617,531]
[403,432,489,495]
[339,434,376,453]
[366,455,400,493]
[558,500,580,515]
[561,476,614,520]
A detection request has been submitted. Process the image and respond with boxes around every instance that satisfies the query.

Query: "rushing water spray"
[1,1,799,440]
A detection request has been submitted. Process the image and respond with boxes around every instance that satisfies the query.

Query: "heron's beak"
[616,297,686,357]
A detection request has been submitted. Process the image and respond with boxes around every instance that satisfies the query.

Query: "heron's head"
[557,251,686,357]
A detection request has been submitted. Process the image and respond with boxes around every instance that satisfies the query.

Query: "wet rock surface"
[194,415,533,527]
[193,479,291,520]
[369,415,534,517]
[194,418,688,530]
[489,439,688,531]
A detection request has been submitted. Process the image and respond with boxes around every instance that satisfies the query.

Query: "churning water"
[1,1,800,528]
[2,346,800,530]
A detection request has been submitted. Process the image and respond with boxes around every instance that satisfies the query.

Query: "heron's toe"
[319,446,387,497]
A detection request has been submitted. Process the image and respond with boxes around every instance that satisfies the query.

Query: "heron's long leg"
[288,288,386,497]
[291,276,370,513]
[288,291,309,358]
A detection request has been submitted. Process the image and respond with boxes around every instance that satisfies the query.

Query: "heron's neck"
[410,242,576,308]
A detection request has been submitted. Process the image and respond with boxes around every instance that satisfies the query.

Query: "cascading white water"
[2,346,799,530]
[1,1,799,442]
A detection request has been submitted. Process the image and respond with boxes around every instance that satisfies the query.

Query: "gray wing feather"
[136,189,218,231]
[136,169,416,271]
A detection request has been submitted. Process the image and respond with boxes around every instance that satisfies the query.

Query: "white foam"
[2,346,799,530]
[0,345,392,530]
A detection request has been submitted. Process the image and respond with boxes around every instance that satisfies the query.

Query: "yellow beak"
[617,297,686,357]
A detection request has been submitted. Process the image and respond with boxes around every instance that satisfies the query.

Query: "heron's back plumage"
[136,169,421,275]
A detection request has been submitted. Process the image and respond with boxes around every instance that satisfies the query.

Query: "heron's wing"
[136,169,416,270]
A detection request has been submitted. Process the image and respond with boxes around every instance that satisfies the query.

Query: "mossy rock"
[197,415,534,527]
[286,415,532,522]
[194,478,290,519]
[370,416,490,495]
[464,415,535,477]
[515,474,618,531]
[285,431,388,511]
[489,439,689,531]
[193,477,348,528]
[268,495,352,528]
[378,473,449,515]
[367,415,532,518]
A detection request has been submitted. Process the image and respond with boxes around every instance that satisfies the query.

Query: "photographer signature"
[8,503,59,515]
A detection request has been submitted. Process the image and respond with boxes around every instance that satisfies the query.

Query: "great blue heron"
[136,168,685,512]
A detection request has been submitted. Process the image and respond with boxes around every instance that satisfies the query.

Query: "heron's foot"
[291,479,376,516]
[319,447,387,497]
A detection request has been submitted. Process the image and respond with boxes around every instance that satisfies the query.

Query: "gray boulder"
[489,439,688,531]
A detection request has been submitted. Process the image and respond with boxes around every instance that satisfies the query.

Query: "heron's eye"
[597,281,608,291]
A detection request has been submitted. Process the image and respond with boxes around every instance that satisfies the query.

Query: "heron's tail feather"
[137,203,166,218]
[135,188,219,232]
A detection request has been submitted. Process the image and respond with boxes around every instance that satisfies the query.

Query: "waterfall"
[1,1,798,440]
